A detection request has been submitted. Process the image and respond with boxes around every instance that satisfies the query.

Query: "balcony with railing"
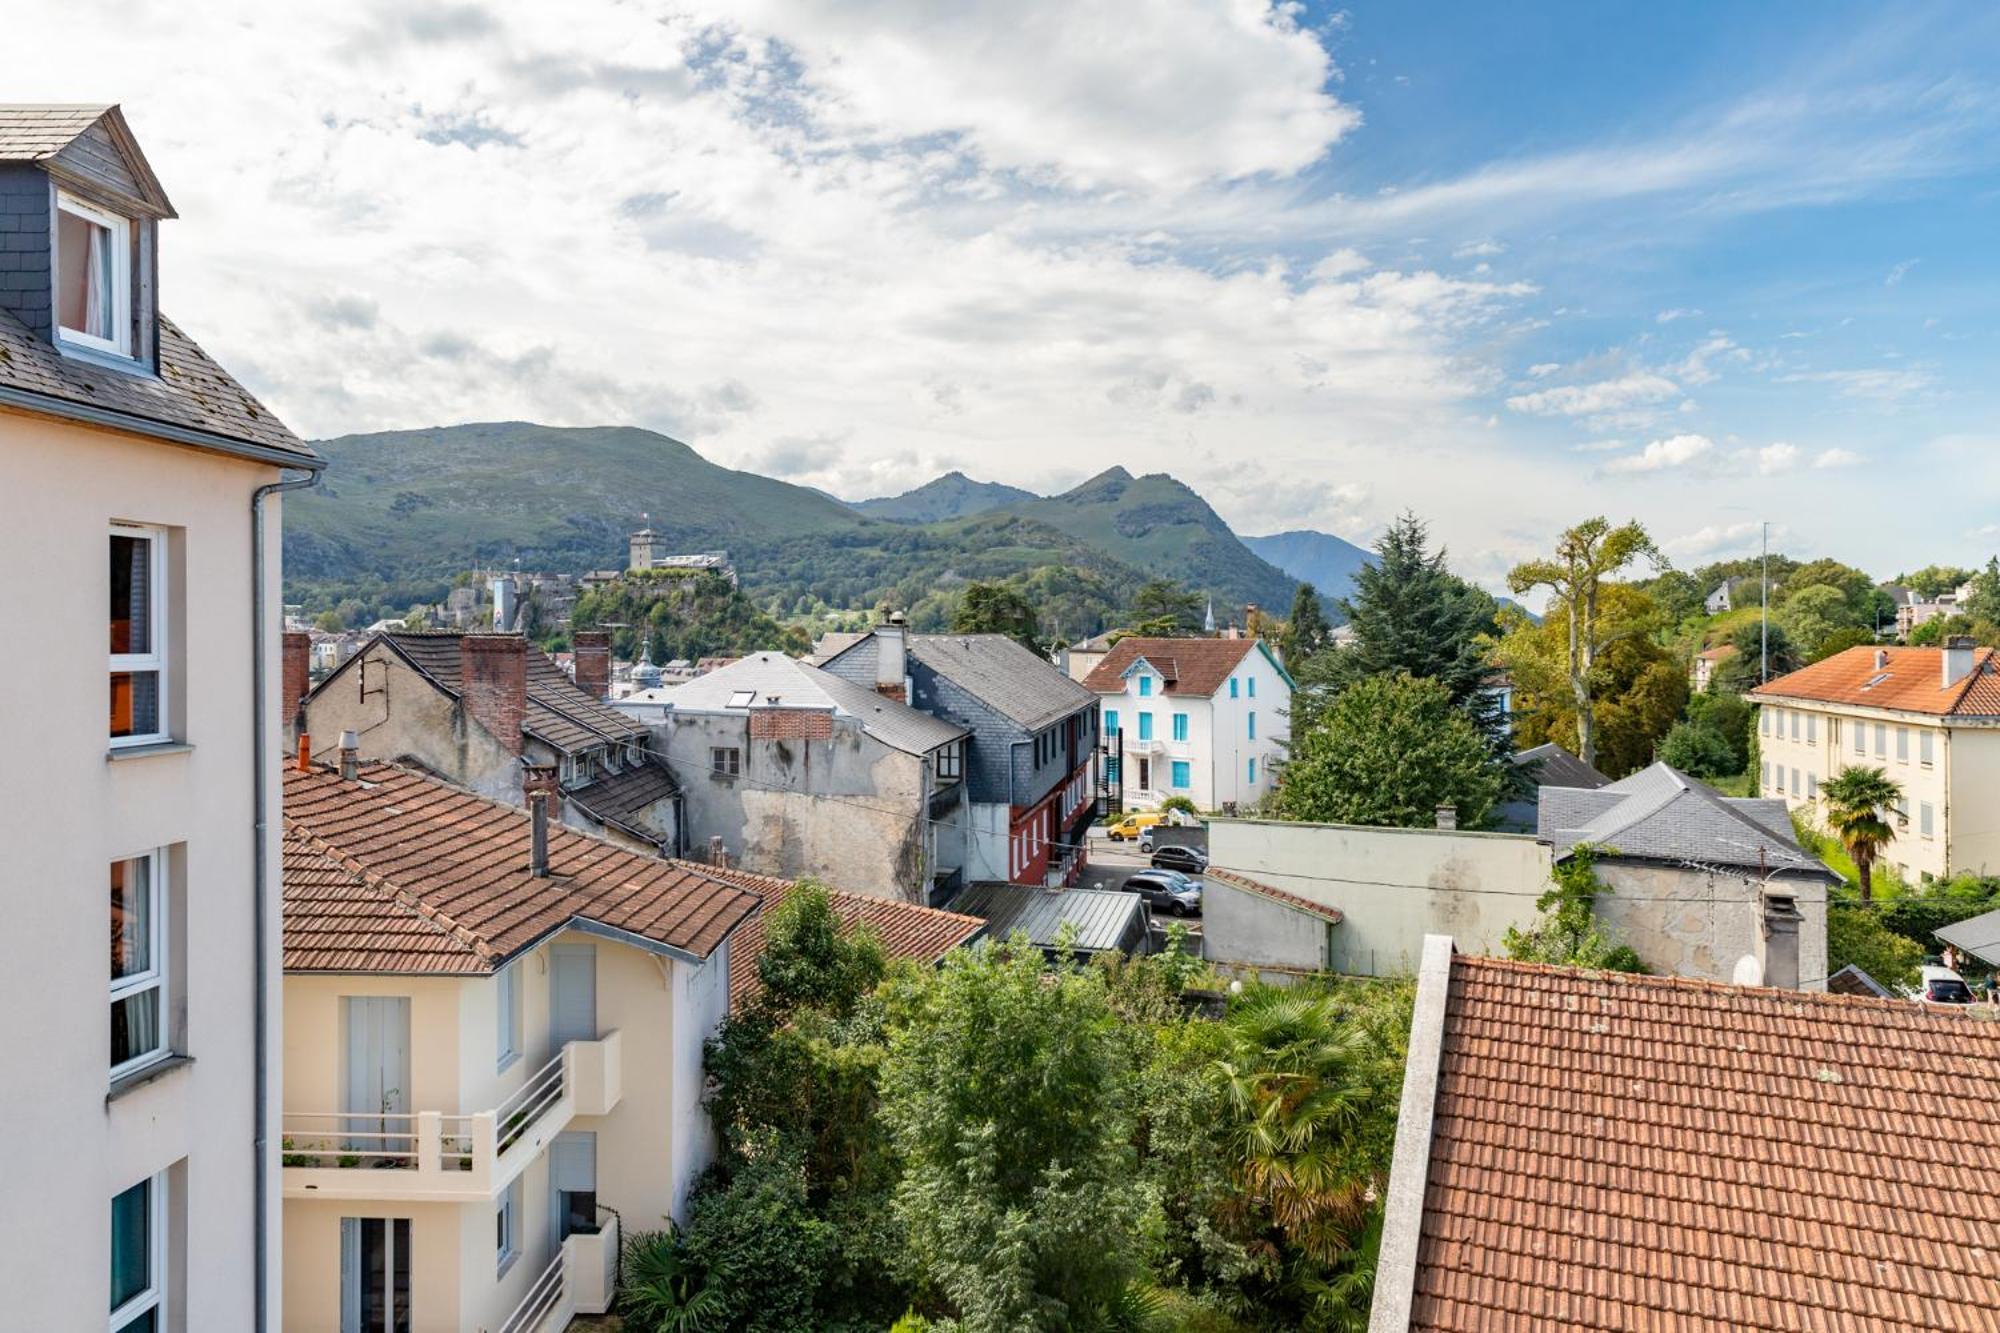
[496,1211,622,1333]
[281,1030,622,1202]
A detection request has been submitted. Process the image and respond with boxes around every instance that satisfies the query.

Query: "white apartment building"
[1083,637,1293,812]
[0,106,322,1331]
[1752,640,2000,882]
[280,758,760,1333]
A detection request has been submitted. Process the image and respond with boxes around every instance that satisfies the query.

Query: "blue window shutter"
[1139,676,1152,697]
[1248,711,1256,740]
[1138,713,1153,741]
[1172,713,1188,741]
[1106,709,1118,734]
[1229,678,1238,698]
[1248,677,1256,698]
[1171,761,1190,789]
[1248,757,1256,784]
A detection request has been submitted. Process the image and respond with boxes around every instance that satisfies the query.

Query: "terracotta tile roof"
[1080,636,1262,697]
[282,762,758,972]
[375,631,649,752]
[685,861,983,1008]
[1696,644,1738,662]
[1751,644,2000,717]
[1403,953,2000,1331]
[1205,867,1343,924]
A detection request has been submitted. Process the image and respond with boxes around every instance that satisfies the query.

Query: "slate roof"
[945,883,1149,954]
[1826,962,1895,998]
[1506,742,1610,792]
[1935,905,2000,968]
[1204,867,1344,924]
[370,631,648,753]
[282,762,759,972]
[685,861,985,1008]
[1080,635,1262,697]
[1398,952,2000,1331]
[565,763,681,850]
[0,104,118,161]
[1751,644,2000,718]
[666,652,967,755]
[1537,761,1834,880]
[0,308,313,461]
[907,633,1099,730]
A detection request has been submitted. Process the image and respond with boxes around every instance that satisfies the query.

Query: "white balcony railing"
[495,1215,623,1333]
[281,1030,622,1202]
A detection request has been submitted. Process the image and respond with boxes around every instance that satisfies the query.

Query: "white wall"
[0,406,287,1331]
[1098,645,1290,812]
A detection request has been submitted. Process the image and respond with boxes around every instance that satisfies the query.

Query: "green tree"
[1498,585,1686,778]
[1962,557,2000,623]
[1776,583,1863,661]
[1711,618,1800,693]
[954,581,1043,652]
[1128,578,1205,637]
[1637,568,1703,627]
[1898,564,1975,600]
[879,941,1152,1332]
[1275,673,1506,828]
[1502,844,1648,973]
[1331,513,1504,744]
[1282,582,1332,669]
[1825,903,1925,992]
[1810,625,1877,663]
[1820,767,1903,902]
[1657,720,1736,778]
[1507,517,1662,767]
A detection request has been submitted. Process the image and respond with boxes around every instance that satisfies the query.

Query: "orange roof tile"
[1750,643,2000,717]
[1401,953,2000,1331]
[1080,636,1265,696]
[282,762,758,972]
[1205,867,1343,924]
[686,861,984,1008]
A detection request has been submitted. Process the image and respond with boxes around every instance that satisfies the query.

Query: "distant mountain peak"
[849,470,1037,524]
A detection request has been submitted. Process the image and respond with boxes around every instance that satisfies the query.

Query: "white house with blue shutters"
[1081,636,1293,813]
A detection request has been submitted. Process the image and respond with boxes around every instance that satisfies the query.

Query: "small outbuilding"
[947,884,1152,959]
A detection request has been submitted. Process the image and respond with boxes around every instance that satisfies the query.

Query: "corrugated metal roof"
[946,884,1148,954]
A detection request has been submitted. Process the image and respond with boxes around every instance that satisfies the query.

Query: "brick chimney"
[460,634,527,754]
[573,630,612,700]
[281,631,311,750]
[876,618,908,703]
[1944,635,1977,689]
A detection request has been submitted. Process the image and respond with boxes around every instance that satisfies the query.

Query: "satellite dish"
[1732,955,1764,987]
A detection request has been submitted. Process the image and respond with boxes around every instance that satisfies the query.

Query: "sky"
[12,1,2000,592]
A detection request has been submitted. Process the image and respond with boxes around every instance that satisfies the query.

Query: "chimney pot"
[1435,803,1458,831]
[875,623,908,702]
[459,634,528,754]
[296,732,312,774]
[529,793,550,877]
[339,729,360,780]
[1874,649,1889,670]
[572,630,613,700]
[1762,892,1803,990]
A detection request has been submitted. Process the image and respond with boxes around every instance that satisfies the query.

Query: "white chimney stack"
[1944,635,1976,688]
[876,617,908,702]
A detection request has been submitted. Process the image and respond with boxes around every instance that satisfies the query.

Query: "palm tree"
[1820,766,1903,901]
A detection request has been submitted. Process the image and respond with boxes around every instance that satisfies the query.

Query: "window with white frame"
[1759,709,1769,737]
[110,851,167,1077]
[1896,727,1909,762]
[1807,771,1818,798]
[711,746,740,777]
[110,525,168,745]
[1790,711,1800,740]
[1921,802,1935,839]
[1790,767,1800,795]
[1806,714,1816,744]
[1874,723,1886,757]
[1853,721,1864,755]
[496,1178,521,1275]
[57,191,132,357]
[1921,730,1935,766]
[935,741,962,781]
[496,961,522,1072]
[110,1172,164,1333]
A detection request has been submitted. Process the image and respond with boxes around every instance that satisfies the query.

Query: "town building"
[1081,636,1293,813]
[626,528,735,583]
[1367,937,2000,1331]
[1751,639,2000,881]
[1209,761,1831,986]
[943,884,1152,959]
[298,629,683,856]
[821,624,1100,888]
[0,103,324,1331]
[1492,741,1609,833]
[280,757,760,1333]
[1054,628,1118,682]
[639,651,973,902]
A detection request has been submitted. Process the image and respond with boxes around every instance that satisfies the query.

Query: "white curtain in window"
[84,219,112,337]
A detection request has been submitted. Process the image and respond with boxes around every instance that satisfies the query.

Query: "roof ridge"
[1452,952,1942,1014]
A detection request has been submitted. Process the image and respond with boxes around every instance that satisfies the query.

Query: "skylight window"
[1862,672,1891,689]
[727,689,756,708]
[55,191,131,357]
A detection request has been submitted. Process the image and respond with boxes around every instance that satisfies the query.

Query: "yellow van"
[1105,812,1167,841]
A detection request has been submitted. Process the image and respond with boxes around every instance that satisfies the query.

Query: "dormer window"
[56,191,131,357]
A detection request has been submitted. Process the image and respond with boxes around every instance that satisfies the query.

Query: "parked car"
[1916,965,1976,1007]
[1123,869,1203,917]
[1105,812,1166,842]
[1149,844,1209,874]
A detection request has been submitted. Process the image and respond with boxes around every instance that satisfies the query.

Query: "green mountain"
[849,470,1036,523]
[996,468,1300,617]
[1242,529,1374,606]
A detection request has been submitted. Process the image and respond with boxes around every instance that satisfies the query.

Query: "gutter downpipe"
[251,466,321,1333]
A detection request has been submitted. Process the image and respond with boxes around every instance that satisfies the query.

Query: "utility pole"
[1760,521,1770,684]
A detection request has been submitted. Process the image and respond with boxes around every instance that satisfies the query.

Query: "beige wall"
[1209,818,1551,975]
[1595,862,1828,991]
[304,645,523,804]
[0,406,286,1330]
[1758,699,1967,880]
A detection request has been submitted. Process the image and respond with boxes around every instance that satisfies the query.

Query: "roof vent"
[1874,649,1890,670]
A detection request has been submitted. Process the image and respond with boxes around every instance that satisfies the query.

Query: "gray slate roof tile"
[1537,760,1834,880]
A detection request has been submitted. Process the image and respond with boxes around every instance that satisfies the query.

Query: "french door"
[339,1218,411,1333]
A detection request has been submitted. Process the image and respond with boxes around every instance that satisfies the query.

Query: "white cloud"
[1757,442,1801,474]
[1813,447,1864,468]
[1777,368,1935,402]
[1454,239,1505,258]
[1506,373,1681,417]
[1603,433,1714,474]
[1526,362,1562,378]
[1674,333,1748,386]
[1886,258,1919,286]
[1665,520,1780,561]
[1655,307,1699,323]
